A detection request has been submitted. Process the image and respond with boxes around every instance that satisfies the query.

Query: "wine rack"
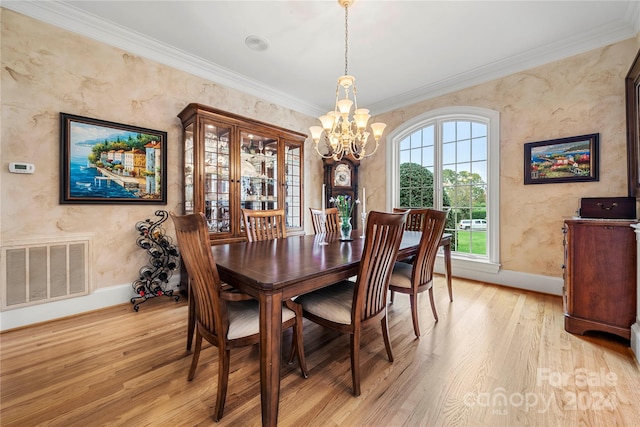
[130,210,181,311]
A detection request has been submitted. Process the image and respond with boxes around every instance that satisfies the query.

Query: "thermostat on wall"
[9,162,35,174]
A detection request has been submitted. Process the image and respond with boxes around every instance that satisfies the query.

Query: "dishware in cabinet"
[178,103,306,244]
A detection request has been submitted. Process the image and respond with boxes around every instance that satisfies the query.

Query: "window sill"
[435,253,501,275]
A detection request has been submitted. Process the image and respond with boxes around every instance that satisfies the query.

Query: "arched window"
[387,106,500,272]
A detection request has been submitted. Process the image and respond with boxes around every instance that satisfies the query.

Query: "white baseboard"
[631,322,640,363]
[1,261,563,332]
[0,276,182,331]
[434,256,563,296]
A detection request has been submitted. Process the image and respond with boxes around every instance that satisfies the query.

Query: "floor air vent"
[1,236,91,310]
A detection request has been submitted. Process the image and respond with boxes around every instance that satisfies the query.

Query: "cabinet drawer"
[579,197,635,219]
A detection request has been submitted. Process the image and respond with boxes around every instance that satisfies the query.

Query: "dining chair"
[393,207,428,231]
[295,210,408,396]
[170,212,307,421]
[388,208,447,338]
[242,208,287,242]
[392,207,428,263]
[309,207,340,233]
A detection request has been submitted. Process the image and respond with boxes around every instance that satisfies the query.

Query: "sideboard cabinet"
[178,103,306,244]
[563,218,637,339]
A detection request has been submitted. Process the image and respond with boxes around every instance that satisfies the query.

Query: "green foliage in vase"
[330,194,359,219]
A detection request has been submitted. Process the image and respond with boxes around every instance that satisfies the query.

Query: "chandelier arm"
[314,140,333,159]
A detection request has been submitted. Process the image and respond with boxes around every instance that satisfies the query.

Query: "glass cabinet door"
[239,131,279,221]
[179,103,306,243]
[203,121,231,234]
[284,142,302,228]
[183,123,194,214]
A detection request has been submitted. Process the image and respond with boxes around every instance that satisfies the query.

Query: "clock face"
[334,164,351,187]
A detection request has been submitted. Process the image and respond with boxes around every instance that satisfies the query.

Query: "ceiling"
[4,1,640,117]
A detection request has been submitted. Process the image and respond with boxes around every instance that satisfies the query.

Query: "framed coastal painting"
[60,113,167,204]
[524,133,599,185]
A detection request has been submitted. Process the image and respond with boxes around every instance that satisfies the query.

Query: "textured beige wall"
[364,38,639,277]
[2,7,638,293]
[0,9,320,291]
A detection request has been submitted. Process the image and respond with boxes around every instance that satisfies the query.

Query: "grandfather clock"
[323,155,360,228]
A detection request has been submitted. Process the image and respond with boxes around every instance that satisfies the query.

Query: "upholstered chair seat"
[226,300,297,339]
[388,262,413,289]
[296,281,354,325]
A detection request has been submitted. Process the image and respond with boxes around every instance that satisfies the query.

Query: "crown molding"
[371,18,639,114]
[3,1,638,118]
[2,1,324,118]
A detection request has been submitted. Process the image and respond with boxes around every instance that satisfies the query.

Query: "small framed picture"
[60,113,167,204]
[524,133,599,185]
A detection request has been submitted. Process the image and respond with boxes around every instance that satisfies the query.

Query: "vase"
[339,216,352,240]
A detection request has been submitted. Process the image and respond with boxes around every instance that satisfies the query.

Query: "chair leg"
[410,292,421,338]
[214,346,231,422]
[188,331,203,381]
[187,280,195,351]
[428,287,439,322]
[390,290,395,304]
[350,331,361,397]
[294,321,308,378]
[285,300,308,378]
[381,315,394,363]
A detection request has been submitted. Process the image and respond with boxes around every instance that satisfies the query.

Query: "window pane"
[472,121,487,137]
[457,139,471,163]
[422,125,435,146]
[472,136,487,161]
[400,150,411,164]
[422,146,434,167]
[400,136,411,151]
[410,148,421,162]
[472,160,487,181]
[410,130,422,148]
[457,121,471,140]
[457,162,471,174]
[443,142,455,164]
[443,121,456,143]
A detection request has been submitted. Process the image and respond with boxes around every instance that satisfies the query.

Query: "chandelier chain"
[344,4,349,76]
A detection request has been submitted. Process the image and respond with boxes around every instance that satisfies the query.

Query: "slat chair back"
[309,207,340,234]
[170,212,307,421]
[393,207,429,231]
[242,208,287,242]
[354,210,408,324]
[388,208,448,337]
[296,210,408,396]
[413,209,448,289]
[171,212,228,341]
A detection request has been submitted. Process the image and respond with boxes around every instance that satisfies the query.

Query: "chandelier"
[309,0,386,161]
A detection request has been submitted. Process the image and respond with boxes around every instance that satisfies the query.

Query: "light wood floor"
[1,276,639,426]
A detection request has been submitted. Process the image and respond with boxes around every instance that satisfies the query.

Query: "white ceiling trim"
[3,1,322,117]
[3,1,640,118]
[372,18,638,114]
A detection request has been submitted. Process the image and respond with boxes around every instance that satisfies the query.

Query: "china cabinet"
[178,103,306,244]
[562,218,637,339]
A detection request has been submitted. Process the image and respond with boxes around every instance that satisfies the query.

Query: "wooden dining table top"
[210,231,423,298]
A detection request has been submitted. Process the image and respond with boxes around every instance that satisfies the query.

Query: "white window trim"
[386,106,501,274]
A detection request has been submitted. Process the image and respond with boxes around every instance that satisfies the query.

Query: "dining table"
[202,229,452,427]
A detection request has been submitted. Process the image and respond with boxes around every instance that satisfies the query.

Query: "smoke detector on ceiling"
[245,35,270,52]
